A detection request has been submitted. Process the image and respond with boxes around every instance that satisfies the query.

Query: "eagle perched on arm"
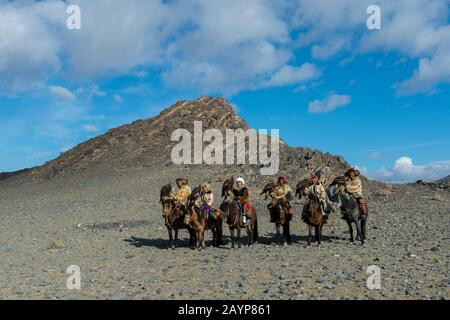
[160,183,172,203]
[222,176,235,198]
[260,182,276,200]
[295,179,310,200]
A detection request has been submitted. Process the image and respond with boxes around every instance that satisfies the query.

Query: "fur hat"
[345,168,358,177]
[201,183,210,190]
[176,177,188,184]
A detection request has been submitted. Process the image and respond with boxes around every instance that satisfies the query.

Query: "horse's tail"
[253,215,258,242]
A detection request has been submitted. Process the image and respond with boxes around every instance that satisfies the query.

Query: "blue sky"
[0,0,449,182]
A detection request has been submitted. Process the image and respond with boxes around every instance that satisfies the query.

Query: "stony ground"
[0,167,449,300]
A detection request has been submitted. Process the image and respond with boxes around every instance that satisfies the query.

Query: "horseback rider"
[344,168,368,216]
[268,176,293,222]
[302,173,329,222]
[232,177,251,224]
[170,177,192,225]
[198,183,217,220]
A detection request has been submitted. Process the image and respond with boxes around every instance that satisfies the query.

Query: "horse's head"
[308,192,320,208]
[326,180,355,214]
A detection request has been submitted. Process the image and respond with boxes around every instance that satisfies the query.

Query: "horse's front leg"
[174,228,179,248]
[167,227,173,248]
[247,226,253,246]
[276,224,282,245]
[347,220,354,243]
[361,217,367,240]
[237,226,242,249]
[201,225,206,248]
[284,221,291,245]
[315,225,321,245]
[187,227,194,247]
[307,225,312,246]
[355,221,365,245]
[218,219,224,246]
[211,224,217,247]
[230,228,235,249]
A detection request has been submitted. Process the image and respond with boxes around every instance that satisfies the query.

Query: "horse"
[159,184,196,249]
[187,186,224,250]
[302,193,325,245]
[296,179,325,245]
[261,182,292,245]
[220,178,258,248]
[326,178,365,244]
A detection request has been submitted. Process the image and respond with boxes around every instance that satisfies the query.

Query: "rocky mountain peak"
[3,97,350,184]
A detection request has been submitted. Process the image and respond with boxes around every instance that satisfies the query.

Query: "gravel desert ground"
[0,165,448,300]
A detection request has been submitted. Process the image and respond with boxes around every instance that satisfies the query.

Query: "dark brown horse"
[160,184,196,248]
[187,186,224,250]
[220,178,258,248]
[302,193,325,245]
[296,179,324,245]
[261,182,292,245]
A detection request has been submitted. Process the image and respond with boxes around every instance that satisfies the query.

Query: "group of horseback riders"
[166,167,367,228]
[167,176,251,226]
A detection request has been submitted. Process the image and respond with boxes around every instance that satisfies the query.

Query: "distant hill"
[1,96,350,185]
[435,175,450,184]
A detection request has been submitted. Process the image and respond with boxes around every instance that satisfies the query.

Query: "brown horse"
[220,178,258,248]
[296,180,324,245]
[303,193,325,245]
[261,183,292,245]
[187,186,224,250]
[160,184,196,248]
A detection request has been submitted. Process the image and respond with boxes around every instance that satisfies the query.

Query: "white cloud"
[308,94,351,114]
[368,151,383,159]
[82,124,99,133]
[0,1,63,92]
[75,85,107,98]
[0,0,306,95]
[263,63,320,87]
[372,156,450,183]
[49,85,76,101]
[292,0,450,95]
[1,0,450,95]
[113,94,124,103]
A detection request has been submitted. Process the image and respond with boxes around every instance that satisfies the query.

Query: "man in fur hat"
[302,172,329,222]
[170,177,192,225]
[268,176,293,222]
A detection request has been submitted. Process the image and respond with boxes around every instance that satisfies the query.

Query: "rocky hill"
[435,175,450,185]
[4,96,350,186]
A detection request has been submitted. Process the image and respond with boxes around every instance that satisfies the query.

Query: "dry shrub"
[432,192,446,202]
[377,187,392,197]
[49,235,65,249]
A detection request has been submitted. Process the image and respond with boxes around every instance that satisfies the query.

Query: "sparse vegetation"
[432,192,446,202]
[49,235,65,249]
[377,186,392,197]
